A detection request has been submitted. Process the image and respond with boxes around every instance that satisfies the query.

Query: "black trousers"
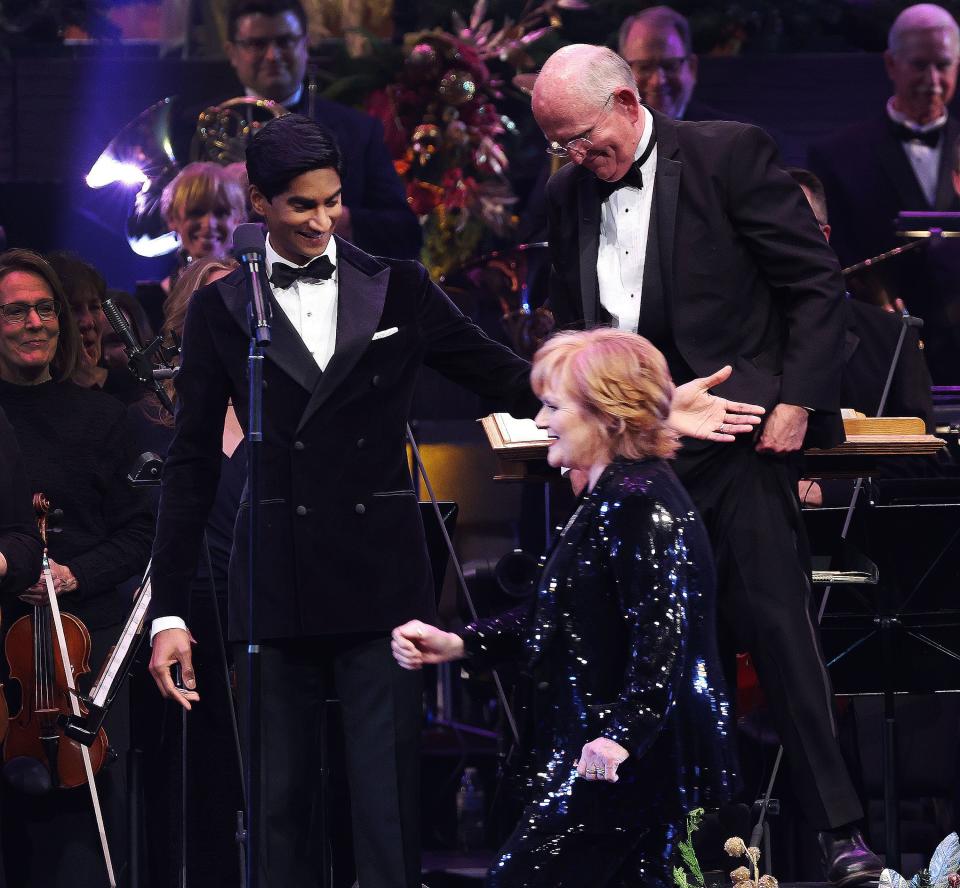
[674,439,864,830]
[234,633,422,888]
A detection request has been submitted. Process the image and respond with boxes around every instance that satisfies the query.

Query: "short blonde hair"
[160,162,247,225]
[531,328,678,460]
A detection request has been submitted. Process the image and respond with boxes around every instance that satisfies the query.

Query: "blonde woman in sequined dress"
[393,328,737,888]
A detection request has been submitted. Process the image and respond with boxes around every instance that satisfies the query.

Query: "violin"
[2,494,109,791]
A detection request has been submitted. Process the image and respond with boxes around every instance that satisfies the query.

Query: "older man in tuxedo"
[533,43,882,886]
[808,4,960,365]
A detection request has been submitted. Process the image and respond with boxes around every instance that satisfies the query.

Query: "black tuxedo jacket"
[150,238,534,640]
[807,113,960,270]
[546,111,845,445]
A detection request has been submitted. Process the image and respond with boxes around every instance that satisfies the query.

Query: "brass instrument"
[191,96,285,165]
[86,95,284,257]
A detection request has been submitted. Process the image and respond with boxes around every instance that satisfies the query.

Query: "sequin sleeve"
[594,495,691,758]
[459,602,533,669]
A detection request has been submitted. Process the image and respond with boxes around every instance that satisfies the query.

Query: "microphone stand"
[243,291,270,888]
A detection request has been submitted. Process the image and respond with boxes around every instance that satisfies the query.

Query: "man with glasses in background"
[618,5,762,126]
[217,0,421,259]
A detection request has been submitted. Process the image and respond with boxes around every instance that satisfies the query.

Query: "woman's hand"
[669,365,765,442]
[19,558,78,605]
[391,620,465,670]
[575,737,629,782]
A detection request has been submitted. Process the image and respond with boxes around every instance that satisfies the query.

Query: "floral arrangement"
[671,808,780,888]
[365,0,574,278]
[673,811,960,888]
[723,835,778,888]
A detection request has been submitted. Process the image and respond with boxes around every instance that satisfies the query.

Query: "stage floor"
[421,852,836,887]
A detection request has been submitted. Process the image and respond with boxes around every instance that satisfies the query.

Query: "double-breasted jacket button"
[356,437,366,449]
[295,505,307,516]
[371,374,381,387]
[293,440,305,451]
[354,503,366,515]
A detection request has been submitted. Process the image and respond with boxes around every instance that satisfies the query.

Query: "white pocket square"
[372,326,399,341]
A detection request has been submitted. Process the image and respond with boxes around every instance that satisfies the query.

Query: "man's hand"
[19,558,78,605]
[756,403,809,454]
[575,737,629,782]
[670,366,765,442]
[391,620,465,670]
[149,627,200,710]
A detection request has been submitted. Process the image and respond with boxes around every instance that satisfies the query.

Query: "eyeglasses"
[627,56,690,78]
[232,34,305,54]
[0,300,61,324]
[546,94,614,158]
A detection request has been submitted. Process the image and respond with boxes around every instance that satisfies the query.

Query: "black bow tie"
[596,125,658,201]
[891,121,943,148]
[269,254,335,289]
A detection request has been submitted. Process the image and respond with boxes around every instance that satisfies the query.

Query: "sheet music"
[90,576,151,709]
[494,413,549,444]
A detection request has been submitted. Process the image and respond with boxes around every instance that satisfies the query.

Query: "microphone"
[102,297,175,414]
[231,223,272,347]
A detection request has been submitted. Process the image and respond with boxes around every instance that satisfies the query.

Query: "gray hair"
[618,5,692,57]
[888,3,959,54]
[539,44,637,109]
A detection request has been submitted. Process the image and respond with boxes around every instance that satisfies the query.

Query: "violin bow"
[35,495,117,888]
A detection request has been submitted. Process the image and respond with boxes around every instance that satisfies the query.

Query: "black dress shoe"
[818,826,883,887]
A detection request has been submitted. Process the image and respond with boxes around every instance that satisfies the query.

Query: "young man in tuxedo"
[532,43,882,886]
[147,113,536,888]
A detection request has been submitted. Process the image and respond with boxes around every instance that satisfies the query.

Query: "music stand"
[806,497,960,871]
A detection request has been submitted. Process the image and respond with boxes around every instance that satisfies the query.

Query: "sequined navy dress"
[461,458,735,888]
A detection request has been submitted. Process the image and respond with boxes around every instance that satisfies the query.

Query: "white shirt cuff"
[150,616,188,645]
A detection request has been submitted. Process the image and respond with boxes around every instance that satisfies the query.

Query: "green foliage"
[673,808,705,888]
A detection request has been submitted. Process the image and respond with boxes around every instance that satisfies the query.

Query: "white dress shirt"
[150,235,340,642]
[265,234,339,371]
[887,97,946,207]
[597,105,658,333]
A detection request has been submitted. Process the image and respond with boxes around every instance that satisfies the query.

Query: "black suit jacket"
[807,113,960,270]
[842,299,934,429]
[546,111,846,446]
[150,238,535,640]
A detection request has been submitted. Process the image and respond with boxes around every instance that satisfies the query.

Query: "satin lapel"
[651,111,681,312]
[218,276,320,393]
[877,128,929,208]
[577,173,601,326]
[934,118,960,210]
[296,250,389,433]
